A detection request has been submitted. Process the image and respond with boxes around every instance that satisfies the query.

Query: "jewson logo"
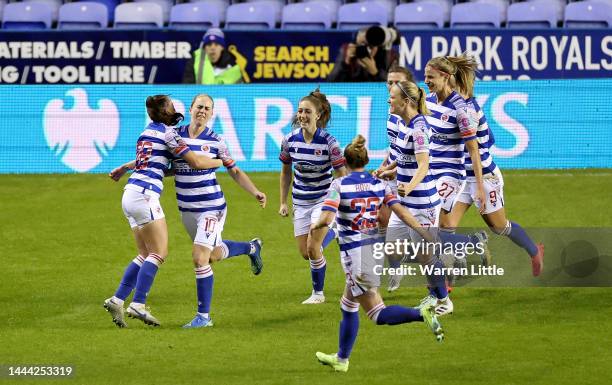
[43,88,120,172]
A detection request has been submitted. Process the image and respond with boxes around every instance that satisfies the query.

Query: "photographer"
[327,26,399,82]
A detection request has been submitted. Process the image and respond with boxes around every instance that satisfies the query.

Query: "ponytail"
[397,81,431,116]
[444,53,478,97]
[426,53,478,97]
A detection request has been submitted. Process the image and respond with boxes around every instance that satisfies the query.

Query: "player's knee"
[306,244,321,260]
[340,297,360,313]
[366,303,386,324]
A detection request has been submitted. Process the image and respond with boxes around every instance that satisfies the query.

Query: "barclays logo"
[43,88,119,172]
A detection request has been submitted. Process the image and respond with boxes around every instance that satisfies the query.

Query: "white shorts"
[387,204,440,247]
[293,202,325,237]
[340,243,381,297]
[384,178,398,196]
[122,189,165,229]
[180,209,227,250]
[436,176,466,212]
[457,172,505,215]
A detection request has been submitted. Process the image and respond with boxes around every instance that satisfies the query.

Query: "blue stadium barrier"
[0,79,610,173]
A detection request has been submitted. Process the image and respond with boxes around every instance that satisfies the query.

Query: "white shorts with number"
[457,172,505,215]
[180,209,227,250]
[293,202,325,237]
[341,242,381,297]
[387,204,441,247]
[122,188,165,229]
[436,176,467,212]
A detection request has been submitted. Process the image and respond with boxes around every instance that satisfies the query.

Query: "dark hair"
[388,65,415,84]
[344,134,369,169]
[291,87,332,129]
[146,95,180,125]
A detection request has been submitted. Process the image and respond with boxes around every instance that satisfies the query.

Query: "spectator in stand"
[183,28,244,84]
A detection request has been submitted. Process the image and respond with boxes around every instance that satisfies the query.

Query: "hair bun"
[351,134,366,149]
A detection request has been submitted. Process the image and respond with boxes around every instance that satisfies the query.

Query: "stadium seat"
[24,0,61,22]
[507,1,558,27]
[76,0,119,23]
[564,0,612,27]
[451,2,501,28]
[134,0,172,23]
[281,3,332,30]
[412,0,451,23]
[394,3,445,29]
[58,2,108,29]
[527,0,565,22]
[186,0,228,23]
[2,2,53,29]
[357,0,395,22]
[114,2,163,28]
[169,3,221,28]
[303,0,340,23]
[225,1,279,29]
[471,0,508,22]
[337,2,388,30]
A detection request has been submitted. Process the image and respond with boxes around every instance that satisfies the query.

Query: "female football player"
[445,63,545,275]
[107,94,267,329]
[103,95,222,328]
[313,135,443,373]
[279,88,347,304]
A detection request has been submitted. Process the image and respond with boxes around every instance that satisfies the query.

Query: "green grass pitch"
[1,170,611,385]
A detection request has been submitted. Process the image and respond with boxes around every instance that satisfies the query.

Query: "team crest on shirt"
[44,88,119,172]
[315,149,322,156]
[201,145,210,152]
[441,114,449,122]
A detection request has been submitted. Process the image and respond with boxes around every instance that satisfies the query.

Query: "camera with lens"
[362,26,400,50]
[355,45,370,59]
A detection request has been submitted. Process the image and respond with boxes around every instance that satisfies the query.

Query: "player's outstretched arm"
[109,160,136,181]
[228,167,266,208]
[182,152,223,170]
[311,210,336,231]
[389,203,435,243]
[279,163,292,216]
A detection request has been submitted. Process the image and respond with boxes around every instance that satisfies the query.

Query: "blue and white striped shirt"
[386,113,402,163]
[395,114,440,210]
[464,98,499,181]
[172,125,235,213]
[279,127,345,207]
[125,122,190,198]
[322,172,399,252]
[425,91,478,181]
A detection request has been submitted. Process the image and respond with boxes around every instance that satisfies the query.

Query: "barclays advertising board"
[0,80,610,174]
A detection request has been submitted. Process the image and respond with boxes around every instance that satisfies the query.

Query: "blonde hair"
[396,80,430,116]
[292,87,332,129]
[426,53,478,97]
[344,134,369,169]
[190,93,214,109]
